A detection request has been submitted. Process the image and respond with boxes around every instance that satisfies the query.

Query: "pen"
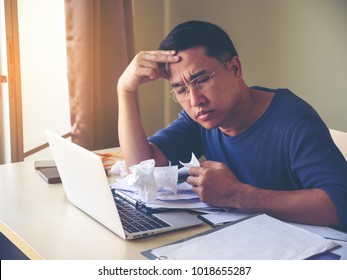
[114,189,139,208]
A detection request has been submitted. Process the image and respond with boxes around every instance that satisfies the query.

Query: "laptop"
[45,130,202,239]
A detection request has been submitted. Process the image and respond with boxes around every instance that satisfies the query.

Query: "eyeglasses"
[169,61,227,103]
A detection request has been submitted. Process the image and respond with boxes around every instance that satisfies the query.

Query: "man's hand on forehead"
[144,50,181,80]
[118,50,181,93]
[145,50,180,63]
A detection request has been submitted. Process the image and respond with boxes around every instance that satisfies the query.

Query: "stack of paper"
[143,214,338,260]
[111,181,220,211]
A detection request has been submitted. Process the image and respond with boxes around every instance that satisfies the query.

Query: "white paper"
[151,214,338,260]
[110,160,128,177]
[178,153,200,178]
[127,159,157,202]
[154,165,178,194]
[114,159,179,202]
[199,211,252,225]
[110,153,208,205]
[288,222,347,242]
[110,181,218,210]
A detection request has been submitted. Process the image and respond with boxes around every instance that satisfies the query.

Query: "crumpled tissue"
[111,159,178,202]
[128,159,157,202]
[178,153,200,180]
[110,160,128,178]
[154,165,178,195]
[110,153,200,202]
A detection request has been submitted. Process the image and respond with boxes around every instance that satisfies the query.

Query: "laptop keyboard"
[114,194,171,233]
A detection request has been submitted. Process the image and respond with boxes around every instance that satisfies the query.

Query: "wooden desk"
[0,149,210,260]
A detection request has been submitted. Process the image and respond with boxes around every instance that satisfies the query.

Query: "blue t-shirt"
[148,88,347,231]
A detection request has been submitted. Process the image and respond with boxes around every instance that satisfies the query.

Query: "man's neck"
[220,87,274,137]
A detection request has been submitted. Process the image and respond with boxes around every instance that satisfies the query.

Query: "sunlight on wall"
[17,0,71,155]
[0,0,10,163]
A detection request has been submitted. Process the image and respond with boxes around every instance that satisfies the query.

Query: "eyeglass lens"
[170,61,227,102]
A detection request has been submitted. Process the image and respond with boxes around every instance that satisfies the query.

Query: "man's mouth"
[197,109,215,121]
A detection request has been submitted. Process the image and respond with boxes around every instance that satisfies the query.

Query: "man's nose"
[188,87,206,107]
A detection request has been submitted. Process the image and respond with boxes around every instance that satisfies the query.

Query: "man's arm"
[238,184,339,227]
[117,50,179,168]
[188,161,339,227]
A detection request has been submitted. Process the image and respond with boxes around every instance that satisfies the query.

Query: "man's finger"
[189,166,202,176]
[144,50,180,63]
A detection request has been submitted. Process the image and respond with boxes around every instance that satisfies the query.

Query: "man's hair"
[159,20,238,62]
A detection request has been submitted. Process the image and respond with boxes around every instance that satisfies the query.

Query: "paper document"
[111,181,219,211]
[288,222,347,242]
[198,210,252,226]
[148,214,338,260]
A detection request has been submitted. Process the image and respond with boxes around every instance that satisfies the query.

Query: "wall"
[133,0,164,136]
[133,0,347,135]
[132,0,182,136]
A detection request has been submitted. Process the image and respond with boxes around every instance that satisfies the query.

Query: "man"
[117,21,347,231]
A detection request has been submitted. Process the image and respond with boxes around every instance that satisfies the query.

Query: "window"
[0,0,71,163]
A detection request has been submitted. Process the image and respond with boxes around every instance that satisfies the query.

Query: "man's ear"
[232,65,238,75]
[229,56,242,76]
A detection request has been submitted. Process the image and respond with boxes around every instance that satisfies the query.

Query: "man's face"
[167,47,242,131]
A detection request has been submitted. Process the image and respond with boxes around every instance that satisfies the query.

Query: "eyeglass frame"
[169,60,228,103]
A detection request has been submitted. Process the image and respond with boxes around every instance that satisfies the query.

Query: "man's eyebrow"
[171,82,182,88]
[190,70,207,81]
[170,69,207,87]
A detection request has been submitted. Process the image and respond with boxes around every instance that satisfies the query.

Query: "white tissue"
[110,160,128,177]
[111,153,199,202]
[178,153,200,177]
[154,165,178,195]
[127,159,157,202]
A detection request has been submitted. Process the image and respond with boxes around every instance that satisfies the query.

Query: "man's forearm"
[117,89,153,168]
[239,185,339,227]
[116,50,178,168]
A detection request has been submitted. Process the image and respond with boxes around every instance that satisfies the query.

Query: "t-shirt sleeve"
[287,115,347,231]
